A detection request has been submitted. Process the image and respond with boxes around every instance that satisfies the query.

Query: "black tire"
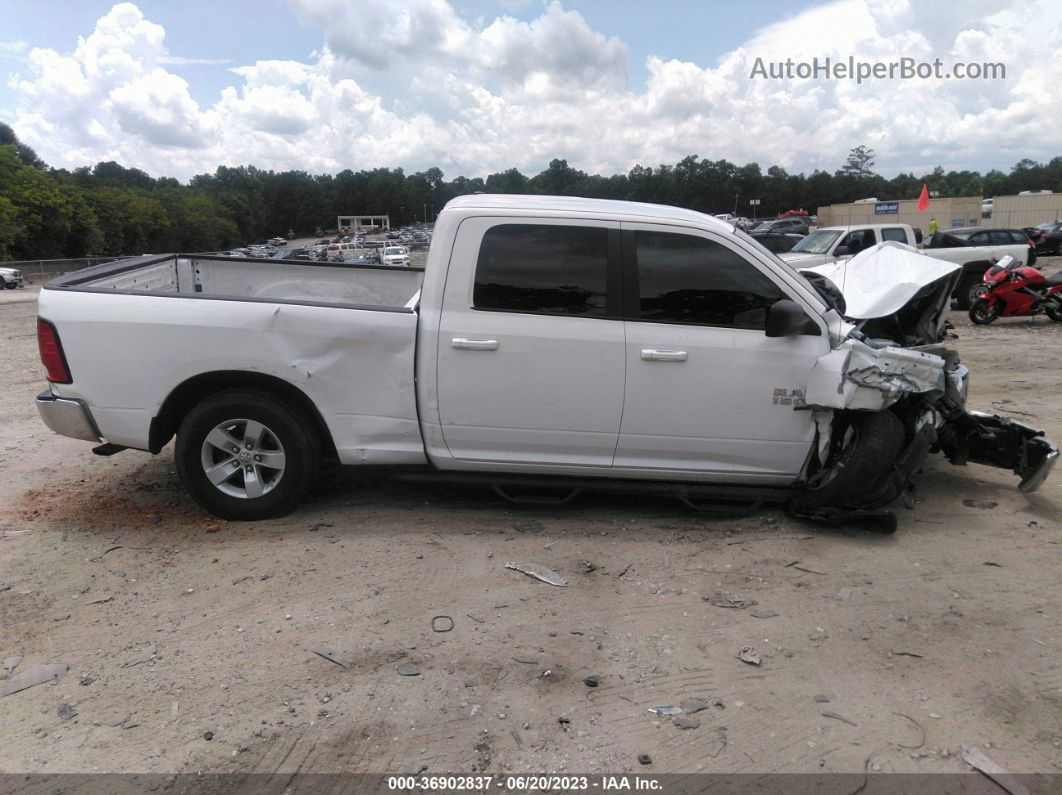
[797,411,906,511]
[175,389,320,520]
[3,281,14,290]
[969,298,1001,324]
[955,274,984,310]
[1045,299,1062,322]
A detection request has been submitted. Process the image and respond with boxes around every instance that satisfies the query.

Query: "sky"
[0,0,1059,182]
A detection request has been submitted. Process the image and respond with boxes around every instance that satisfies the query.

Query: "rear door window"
[473,224,609,317]
[881,227,908,242]
[632,231,782,330]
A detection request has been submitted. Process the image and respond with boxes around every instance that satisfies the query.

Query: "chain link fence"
[1,257,121,285]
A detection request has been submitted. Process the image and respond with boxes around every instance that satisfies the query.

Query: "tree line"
[1,123,1059,262]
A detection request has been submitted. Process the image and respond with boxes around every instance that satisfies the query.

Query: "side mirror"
[833,245,850,257]
[766,299,819,337]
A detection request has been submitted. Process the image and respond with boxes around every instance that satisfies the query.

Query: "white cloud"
[3,0,1060,181]
[158,55,234,66]
[0,40,28,57]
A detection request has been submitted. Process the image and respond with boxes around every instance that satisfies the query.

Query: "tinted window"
[474,224,608,317]
[881,227,907,242]
[989,231,1012,245]
[635,231,783,329]
[839,229,875,253]
[968,232,988,245]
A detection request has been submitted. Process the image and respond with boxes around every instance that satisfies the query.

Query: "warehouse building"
[818,192,1061,231]
[337,214,390,233]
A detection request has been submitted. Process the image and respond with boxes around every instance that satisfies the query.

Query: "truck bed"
[39,253,428,466]
[49,253,424,311]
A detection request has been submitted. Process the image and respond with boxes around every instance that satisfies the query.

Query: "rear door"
[434,217,626,468]
[615,223,829,481]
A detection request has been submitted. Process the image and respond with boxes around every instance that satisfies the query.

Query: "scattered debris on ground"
[504,562,568,587]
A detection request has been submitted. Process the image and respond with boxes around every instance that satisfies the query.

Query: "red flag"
[916,183,930,212]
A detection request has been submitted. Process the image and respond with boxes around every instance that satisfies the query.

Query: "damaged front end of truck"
[790,242,1057,523]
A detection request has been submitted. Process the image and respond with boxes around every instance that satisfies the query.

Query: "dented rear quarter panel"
[38,289,426,465]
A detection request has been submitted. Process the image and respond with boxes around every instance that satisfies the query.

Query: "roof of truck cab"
[815,223,914,232]
[441,194,735,233]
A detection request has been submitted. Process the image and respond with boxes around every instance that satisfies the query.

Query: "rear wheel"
[1045,298,1062,322]
[955,275,985,310]
[175,390,320,520]
[969,298,1001,325]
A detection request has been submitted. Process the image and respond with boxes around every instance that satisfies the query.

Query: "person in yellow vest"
[928,217,940,237]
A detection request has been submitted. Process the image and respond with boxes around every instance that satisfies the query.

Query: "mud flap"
[938,411,1058,492]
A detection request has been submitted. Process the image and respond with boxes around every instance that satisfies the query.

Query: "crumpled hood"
[798,241,961,319]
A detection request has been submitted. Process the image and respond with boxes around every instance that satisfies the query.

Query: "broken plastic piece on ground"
[738,646,761,666]
[649,705,683,716]
[431,615,454,633]
[397,664,420,676]
[2,651,22,674]
[1,663,68,696]
[312,645,351,669]
[673,716,700,729]
[504,562,568,587]
[638,754,652,765]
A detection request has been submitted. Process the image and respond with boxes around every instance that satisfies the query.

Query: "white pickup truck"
[780,223,1031,309]
[35,196,1056,526]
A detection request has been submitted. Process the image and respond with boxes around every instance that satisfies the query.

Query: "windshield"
[790,229,843,254]
[384,247,404,255]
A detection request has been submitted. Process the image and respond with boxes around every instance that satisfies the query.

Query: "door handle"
[452,337,499,351]
[641,349,687,362]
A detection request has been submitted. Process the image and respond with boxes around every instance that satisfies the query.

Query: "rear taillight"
[37,318,72,383]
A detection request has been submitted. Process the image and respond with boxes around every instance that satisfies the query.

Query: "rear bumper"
[36,389,102,442]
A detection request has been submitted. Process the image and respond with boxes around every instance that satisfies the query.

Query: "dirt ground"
[1,272,1061,780]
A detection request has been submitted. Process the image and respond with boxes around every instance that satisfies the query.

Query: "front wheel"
[175,390,320,520]
[3,281,14,290]
[969,298,1001,325]
[796,411,906,511]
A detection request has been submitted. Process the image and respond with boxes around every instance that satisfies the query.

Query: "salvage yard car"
[782,223,1032,309]
[1,264,25,288]
[35,196,1056,525]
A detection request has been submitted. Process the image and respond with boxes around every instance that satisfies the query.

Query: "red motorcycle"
[969,255,1062,324]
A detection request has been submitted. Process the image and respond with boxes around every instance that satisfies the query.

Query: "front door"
[615,223,828,481]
